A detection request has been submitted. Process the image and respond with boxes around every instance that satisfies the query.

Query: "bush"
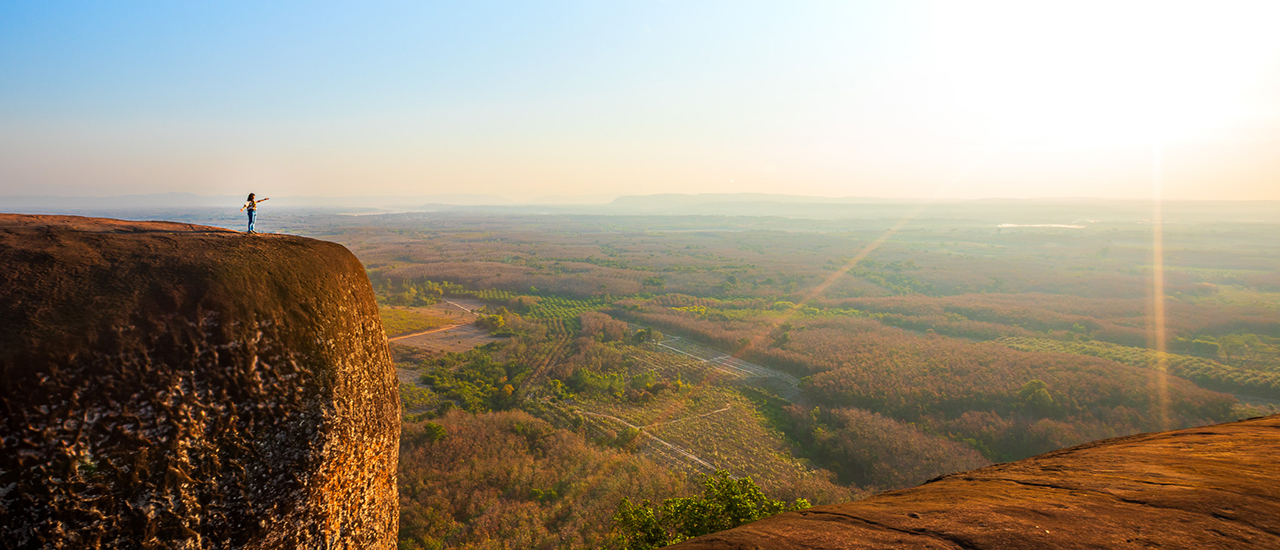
[613,470,809,549]
[399,383,438,412]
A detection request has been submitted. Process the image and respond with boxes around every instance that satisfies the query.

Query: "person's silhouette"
[239,193,270,233]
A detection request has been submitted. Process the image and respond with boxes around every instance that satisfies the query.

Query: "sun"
[915,0,1280,149]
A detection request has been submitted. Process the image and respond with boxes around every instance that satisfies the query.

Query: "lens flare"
[1150,140,1170,431]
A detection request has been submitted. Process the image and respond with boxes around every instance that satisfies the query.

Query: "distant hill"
[608,193,892,207]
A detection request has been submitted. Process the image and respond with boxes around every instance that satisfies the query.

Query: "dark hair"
[247,193,255,201]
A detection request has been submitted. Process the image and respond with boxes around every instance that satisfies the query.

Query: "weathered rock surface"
[672,414,1280,549]
[0,215,399,549]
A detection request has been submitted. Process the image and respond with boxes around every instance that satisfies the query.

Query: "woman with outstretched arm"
[239,193,269,233]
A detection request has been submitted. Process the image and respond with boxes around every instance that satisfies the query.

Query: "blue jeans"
[247,209,256,232]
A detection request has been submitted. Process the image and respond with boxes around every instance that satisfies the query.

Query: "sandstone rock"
[0,215,399,549]
[671,414,1280,549]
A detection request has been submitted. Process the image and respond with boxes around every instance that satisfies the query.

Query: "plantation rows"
[654,337,802,401]
[577,382,728,427]
[623,348,718,385]
[468,288,517,302]
[618,336,802,402]
[511,317,575,400]
[641,388,820,496]
[542,399,719,477]
[592,412,719,476]
[562,386,826,499]
[524,296,610,320]
[995,337,1280,400]
[463,288,610,320]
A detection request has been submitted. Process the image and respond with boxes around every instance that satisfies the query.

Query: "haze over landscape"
[5,3,1280,550]
[4,1,1280,202]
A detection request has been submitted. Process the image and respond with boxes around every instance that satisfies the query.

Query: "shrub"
[613,470,809,550]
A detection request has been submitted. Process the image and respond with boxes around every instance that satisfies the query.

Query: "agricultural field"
[392,322,504,354]
[570,385,853,504]
[378,306,455,338]
[468,289,611,320]
[382,297,501,354]
[995,337,1280,406]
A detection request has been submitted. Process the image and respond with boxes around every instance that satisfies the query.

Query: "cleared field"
[393,323,505,353]
[653,336,801,400]
[571,385,825,496]
[385,297,506,353]
[404,296,486,321]
[378,306,455,337]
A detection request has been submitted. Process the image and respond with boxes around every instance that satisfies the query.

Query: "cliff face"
[0,215,399,549]
[672,414,1280,549]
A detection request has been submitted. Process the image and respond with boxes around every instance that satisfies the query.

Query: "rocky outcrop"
[0,215,399,549]
[672,414,1280,549]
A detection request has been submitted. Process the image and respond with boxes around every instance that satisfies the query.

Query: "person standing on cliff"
[239,193,269,233]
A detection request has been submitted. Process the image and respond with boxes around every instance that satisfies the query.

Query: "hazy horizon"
[9,190,1280,206]
[4,1,1280,201]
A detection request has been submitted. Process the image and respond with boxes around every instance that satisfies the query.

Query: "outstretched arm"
[260,197,270,202]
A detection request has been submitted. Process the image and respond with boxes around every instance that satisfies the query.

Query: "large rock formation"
[0,215,399,549]
[672,414,1280,549]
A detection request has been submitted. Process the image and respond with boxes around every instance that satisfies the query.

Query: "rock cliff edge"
[0,215,399,549]
[672,414,1280,549]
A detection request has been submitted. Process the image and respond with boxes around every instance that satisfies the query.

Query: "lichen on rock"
[0,215,399,549]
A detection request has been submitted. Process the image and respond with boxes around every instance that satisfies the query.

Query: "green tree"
[475,314,505,331]
[1195,338,1223,358]
[770,331,791,348]
[1017,379,1055,415]
[613,471,809,549]
[403,422,447,447]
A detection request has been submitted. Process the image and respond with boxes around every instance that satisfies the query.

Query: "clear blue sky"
[3,1,1279,200]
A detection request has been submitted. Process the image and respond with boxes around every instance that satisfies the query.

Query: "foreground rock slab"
[0,215,399,549]
[673,414,1280,550]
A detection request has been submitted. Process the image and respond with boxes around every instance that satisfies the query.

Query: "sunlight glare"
[920,1,1280,148]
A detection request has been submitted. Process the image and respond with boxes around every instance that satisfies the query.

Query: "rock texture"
[672,414,1280,549]
[0,215,399,549]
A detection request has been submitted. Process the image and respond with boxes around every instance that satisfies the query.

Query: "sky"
[2,1,1279,201]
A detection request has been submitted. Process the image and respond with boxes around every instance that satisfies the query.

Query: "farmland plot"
[572,384,828,496]
[653,336,802,401]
